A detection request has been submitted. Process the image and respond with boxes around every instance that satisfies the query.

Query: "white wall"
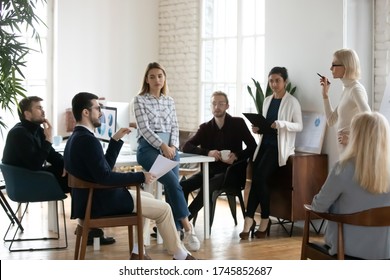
[54,0,159,136]
[265,0,372,167]
[52,0,373,168]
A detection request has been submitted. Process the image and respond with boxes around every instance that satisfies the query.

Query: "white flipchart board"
[295,111,327,154]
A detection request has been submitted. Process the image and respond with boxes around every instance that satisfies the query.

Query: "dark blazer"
[63,126,145,219]
[183,113,257,174]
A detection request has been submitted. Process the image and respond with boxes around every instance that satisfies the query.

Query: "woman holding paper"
[133,62,200,252]
[240,67,302,239]
[318,48,371,156]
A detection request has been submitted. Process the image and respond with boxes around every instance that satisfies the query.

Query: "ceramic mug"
[221,150,231,161]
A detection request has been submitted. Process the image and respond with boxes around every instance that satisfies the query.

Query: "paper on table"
[149,154,179,179]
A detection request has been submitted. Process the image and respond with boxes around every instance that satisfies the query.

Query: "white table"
[115,151,215,241]
[54,143,215,241]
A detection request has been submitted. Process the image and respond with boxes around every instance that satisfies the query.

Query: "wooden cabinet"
[269,153,328,222]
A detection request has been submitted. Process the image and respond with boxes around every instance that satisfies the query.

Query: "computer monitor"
[94,105,117,142]
[106,101,131,143]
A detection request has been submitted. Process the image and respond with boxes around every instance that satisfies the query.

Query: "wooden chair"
[301,204,390,260]
[68,174,144,260]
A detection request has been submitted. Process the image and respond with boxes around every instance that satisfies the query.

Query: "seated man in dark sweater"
[2,96,114,246]
[181,91,257,222]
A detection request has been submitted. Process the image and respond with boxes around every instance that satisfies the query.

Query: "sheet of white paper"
[149,154,179,179]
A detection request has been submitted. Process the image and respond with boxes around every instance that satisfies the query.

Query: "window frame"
[200,0,265,122]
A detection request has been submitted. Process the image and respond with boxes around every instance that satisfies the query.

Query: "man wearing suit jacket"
[63,92,197,260]
[2,96,115,246]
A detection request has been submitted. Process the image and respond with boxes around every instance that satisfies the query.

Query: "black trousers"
[181,171,225,220]
[245,143,279,219]
[44,165,71,194]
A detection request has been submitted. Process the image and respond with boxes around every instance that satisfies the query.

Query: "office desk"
[55,143,215,240]
[115,152,215,241]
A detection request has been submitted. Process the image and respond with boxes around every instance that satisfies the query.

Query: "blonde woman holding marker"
[319,48,371,156]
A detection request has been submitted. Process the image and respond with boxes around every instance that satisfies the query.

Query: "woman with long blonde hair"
[311,112,390,259]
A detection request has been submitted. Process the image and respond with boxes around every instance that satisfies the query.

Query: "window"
[22,0,51,111]
[200,0,265,122]
[0,1,51,157]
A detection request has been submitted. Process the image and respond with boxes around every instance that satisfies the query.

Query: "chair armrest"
[68,174,140,190]
[305,204,350,224]
[0,163,66,202]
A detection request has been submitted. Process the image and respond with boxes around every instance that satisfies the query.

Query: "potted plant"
[0,0,45,130]
[247,78,296,115]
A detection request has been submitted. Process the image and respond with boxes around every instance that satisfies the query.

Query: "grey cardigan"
[311,160,390,259]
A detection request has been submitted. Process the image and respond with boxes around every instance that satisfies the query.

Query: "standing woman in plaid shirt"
[133,62,200,252]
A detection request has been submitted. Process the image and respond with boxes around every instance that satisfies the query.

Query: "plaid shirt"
[134,93,179,149]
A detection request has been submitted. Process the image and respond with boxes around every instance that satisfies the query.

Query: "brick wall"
[374,0,390,111]
[159,0,200,131]
[159,0,388,128]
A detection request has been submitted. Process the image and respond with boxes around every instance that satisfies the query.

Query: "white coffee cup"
[53,135,63,146]
[221,150,231,161]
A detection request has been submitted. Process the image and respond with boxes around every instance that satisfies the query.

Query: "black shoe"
[173,253,198,260]
[178,229,184,241]
[150,233,157,239]
[150,226,158,239]
[87,235,116,246]
[87,228,116,245]
[130,253,152,260]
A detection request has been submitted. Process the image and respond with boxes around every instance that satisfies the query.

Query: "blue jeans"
[136,137,190,229]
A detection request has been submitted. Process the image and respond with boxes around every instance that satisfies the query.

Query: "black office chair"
[209,159,248,231]
[0,184,24,232]
[0,163,68,252]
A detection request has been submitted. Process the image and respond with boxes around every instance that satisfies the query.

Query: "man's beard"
[31,116,45,125]
[92,120,101,128]
[213,110,226,118]
[90,116,101,128]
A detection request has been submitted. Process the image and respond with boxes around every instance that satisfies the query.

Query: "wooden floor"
[0,194,324,260]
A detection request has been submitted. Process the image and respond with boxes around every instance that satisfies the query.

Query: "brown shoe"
[173,253,197,260]
[130,253,152,260]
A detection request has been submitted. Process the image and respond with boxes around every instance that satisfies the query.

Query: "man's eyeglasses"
[89,106,101,112]
[211,102,227,107]
[331,64,344,68]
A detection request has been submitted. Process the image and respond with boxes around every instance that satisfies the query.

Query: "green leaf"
[247,77,297,115]
[246,78,265,114]
[0,0,46,132]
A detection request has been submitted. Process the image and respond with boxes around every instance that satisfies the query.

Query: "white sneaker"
[183,223,200,251]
